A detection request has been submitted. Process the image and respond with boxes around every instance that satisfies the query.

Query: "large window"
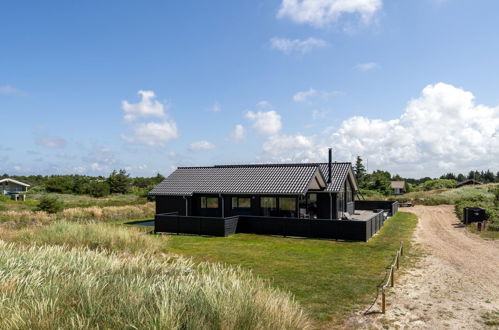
[279,197,297,217]
[200,196,219,209]
[260,196,277,216]
[232,197,251,209]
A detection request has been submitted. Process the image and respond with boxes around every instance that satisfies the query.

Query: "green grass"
[393,183,497,205]
[165,212,418,324]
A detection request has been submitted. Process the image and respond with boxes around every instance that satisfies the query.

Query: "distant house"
[0,178,30,200]
[390,181,406,195]
[455,179,483,188]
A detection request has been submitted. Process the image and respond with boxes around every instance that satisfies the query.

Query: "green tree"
[45,176,74,194]
[367,170,392,196]
[354,156,367,188]
[37,197,63,213]
[456,173,466,182]
[89,181,110,198]
[107,169,131,194]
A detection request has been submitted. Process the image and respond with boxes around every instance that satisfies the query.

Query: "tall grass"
[0,241,309,329]
[0,203,154,227]
[11,221,168,254]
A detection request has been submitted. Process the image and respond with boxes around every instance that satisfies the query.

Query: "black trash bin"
[463,207,486,224]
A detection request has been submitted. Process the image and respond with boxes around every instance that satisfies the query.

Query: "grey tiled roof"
[149,163,354,196]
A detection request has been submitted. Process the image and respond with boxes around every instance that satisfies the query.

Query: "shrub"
[37,197,63,214]
[420,179,457,191]
[89,182,110,198]
[0,242,309,329]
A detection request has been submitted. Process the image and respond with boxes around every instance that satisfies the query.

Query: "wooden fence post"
[400,241,403,256]
[396,252,400,269]
[390,266,395,287]
[381,288,386,314]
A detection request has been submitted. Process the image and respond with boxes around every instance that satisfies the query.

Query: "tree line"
[353,156,499,196]
[0,170,165,198]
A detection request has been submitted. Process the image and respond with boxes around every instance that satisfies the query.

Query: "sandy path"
[347,205,499,329]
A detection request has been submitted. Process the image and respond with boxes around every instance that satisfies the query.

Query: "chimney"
[328,148,332,184]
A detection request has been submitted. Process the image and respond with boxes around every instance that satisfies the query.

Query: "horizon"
[2,0,499,178]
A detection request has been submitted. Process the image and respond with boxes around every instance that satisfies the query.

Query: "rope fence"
[364,241,404,315]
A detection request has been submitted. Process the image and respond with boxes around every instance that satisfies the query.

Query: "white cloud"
[245,110,282,135]
[231,124,245,141]
[263,134,315,156]
[0,85,26,96]
[210,101,221,112]
[259,82,499,177]
[293,88,318,102]
[123,121,178,146]
[354,62,380,71]
[121,90,179,146]
[270,37,327,54]
[277,0,382,28]
[35,136,67,148]
[189,140,216,151]
[122,90,166,121]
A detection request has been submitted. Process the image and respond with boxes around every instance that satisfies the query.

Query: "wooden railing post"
[390,266,395,287]
[396,252,400,269]
[381,288,386,314]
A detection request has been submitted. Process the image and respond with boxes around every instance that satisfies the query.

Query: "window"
[260,196,277,216]
[232,197,251,209]
[279,197,296,211]
[201,196,219,209]
[279,197,297,217]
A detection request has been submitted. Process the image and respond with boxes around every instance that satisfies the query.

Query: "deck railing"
[155,210,387,241]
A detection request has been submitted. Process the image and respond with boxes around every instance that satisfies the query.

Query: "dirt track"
[348,205,499,329]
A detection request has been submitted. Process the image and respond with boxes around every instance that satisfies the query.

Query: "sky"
[1,0,499,178]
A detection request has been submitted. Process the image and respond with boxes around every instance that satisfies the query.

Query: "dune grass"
[10,221,168,254]
[0,203,155,227]
[0,241,309,329]
[165,212,418,324]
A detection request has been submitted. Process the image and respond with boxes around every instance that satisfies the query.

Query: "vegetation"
[1,171,164,198]
[166,212,418,324]
[0,241,308,329]
[11,221,168,254]
[0,203,155,227]
[37,196,63,213]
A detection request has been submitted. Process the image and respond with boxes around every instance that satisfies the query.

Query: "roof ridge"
[177,162,352,169]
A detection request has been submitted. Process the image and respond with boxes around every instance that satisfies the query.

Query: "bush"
[420,179,457,191]
[89,182,110,198]
[0,242,309,329]
[37,197,63,214]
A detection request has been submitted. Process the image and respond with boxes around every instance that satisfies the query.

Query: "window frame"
[200,196,219,209]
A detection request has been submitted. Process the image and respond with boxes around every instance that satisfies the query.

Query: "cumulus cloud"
[246,110,282,135]
[277,0,382,28]
[259,82,499,177]
[122,90,166,121]
[189,140,216,151]
[354,62,380,71]
[121,90,179,146]
[270,37,327,54]
[123,121,178,146]
[231,124,245,141]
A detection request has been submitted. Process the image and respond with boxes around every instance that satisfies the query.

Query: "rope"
[363,242,403,315]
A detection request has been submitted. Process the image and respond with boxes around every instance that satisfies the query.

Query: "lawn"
[165,212,418,325]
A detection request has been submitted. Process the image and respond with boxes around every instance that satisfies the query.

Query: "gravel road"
[347,205,499,329]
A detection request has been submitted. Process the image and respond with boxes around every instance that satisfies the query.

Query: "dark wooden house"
[149,150,398,241]
[149,161,358,221]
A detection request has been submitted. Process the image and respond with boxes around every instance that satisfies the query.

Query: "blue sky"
[1,0,499,177]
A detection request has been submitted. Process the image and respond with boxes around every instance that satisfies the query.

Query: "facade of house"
[0,178,30,200]
[390,181,406,195]
[149,162,358,220]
